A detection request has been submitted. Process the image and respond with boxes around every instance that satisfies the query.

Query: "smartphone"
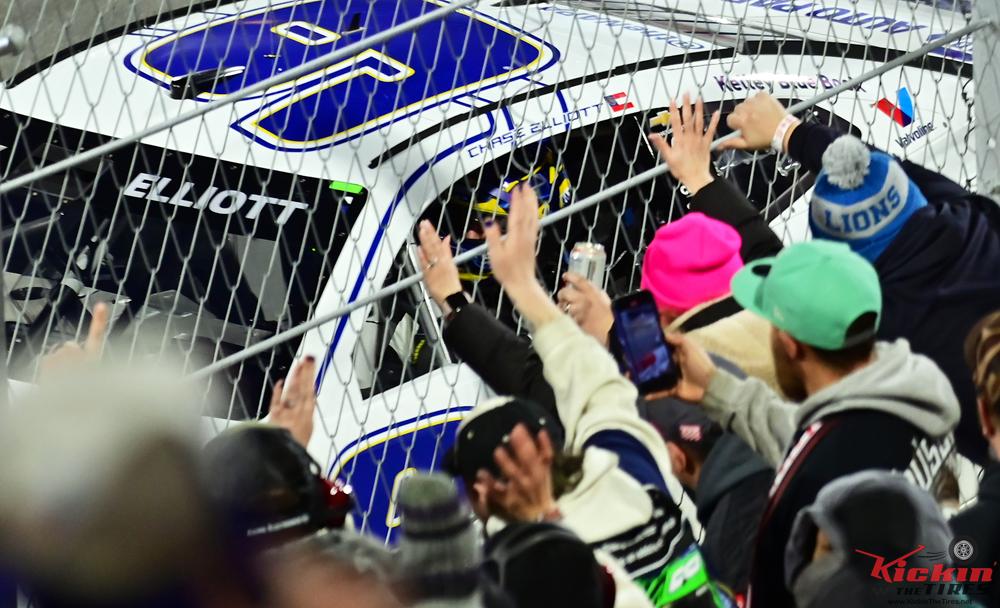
[611,290,680,393]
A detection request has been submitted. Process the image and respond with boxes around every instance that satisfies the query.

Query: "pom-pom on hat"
[810,135,927,262]
[640,212,744,314]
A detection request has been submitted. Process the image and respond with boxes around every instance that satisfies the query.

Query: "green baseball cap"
[730,240,882,350]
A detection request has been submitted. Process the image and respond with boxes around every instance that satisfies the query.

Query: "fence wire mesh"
[0,0,993,541]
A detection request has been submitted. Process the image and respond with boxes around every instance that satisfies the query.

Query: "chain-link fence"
[0,0,995,542]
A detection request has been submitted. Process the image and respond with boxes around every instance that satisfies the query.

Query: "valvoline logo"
[876,88,915,127]
[329,407,469,544]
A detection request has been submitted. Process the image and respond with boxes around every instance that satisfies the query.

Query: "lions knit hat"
[641,212,744,313]
[731,240,882,350]
[810,135,927,262]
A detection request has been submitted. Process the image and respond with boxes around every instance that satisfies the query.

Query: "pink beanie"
[640,212,744,313]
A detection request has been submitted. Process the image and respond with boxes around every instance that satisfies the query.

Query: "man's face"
[466,482,492,522]
[465,213,508,240]
[666,441,698,490]
[772,327,808,401]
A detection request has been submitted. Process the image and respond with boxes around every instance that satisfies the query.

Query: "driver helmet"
[447,145,573,281]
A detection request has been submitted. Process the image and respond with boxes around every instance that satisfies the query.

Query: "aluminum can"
[568,242,606,287]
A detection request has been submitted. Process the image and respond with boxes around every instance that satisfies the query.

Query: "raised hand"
[417,219,464,309]
[39,301,110,377]
[718,91,797,152]
[483,183,540,290]
[648,94,721,196]
[557,272,614,345]
[477,424,559,522]
[268,356,318,448]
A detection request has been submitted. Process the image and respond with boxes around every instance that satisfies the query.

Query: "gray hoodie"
[701,339,960,468]
[783,470,956,608]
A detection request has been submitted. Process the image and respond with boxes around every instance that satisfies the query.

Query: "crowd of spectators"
[0,91,998,608]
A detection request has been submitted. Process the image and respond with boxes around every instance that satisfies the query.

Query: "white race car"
[0,0,977,541]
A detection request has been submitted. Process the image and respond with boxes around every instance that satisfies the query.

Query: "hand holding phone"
[611,291,680,394]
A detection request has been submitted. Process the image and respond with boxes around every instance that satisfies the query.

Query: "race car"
[0,0,979,542]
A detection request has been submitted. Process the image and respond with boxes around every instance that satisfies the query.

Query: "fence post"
[975,4,1000,200]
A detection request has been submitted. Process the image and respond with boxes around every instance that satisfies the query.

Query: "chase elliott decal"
[466,103,603,158]
[123,172,309,224]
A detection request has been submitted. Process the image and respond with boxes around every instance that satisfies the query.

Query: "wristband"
[443,291,471,321]
[771,114,801,154]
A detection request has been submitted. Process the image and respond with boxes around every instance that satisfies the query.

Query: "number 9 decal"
[328,408,468,544]
[127,0,546,152]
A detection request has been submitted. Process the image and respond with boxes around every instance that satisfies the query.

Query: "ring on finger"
[563,303,572,314]
[425,257,438,270]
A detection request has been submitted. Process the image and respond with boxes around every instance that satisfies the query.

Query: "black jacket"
[688,177,783,264]
[694,123,1000,465]
[695,434,773,596]
[702,334,959,608]
[750,411,944,608]
[639,357,771,596]
[443,302,559,422]
[950,459,1000,607]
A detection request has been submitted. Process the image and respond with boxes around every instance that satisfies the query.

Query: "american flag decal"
[605,92,635,112]
[679,424,702,442]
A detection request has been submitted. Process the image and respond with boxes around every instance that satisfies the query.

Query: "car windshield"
[0,115,363,418]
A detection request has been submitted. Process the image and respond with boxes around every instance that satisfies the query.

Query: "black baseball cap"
[640,396,720,451]
[442,397,564,482]
[203,425,353,548]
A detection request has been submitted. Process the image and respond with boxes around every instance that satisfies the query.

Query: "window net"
[0,0,991,542]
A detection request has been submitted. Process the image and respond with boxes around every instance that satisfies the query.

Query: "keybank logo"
[877,88,915,127]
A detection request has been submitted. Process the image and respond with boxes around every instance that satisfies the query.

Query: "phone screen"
[612,291,679,392]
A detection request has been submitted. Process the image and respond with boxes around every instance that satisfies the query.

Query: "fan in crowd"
[639,398,773,597]
[421,184,773,593]
[556,98,782,394]
[416,187,721,607]
[662,238,959,608]
[784,470,963,608]
[950,310,1000,608]
[714,92,1000,467]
